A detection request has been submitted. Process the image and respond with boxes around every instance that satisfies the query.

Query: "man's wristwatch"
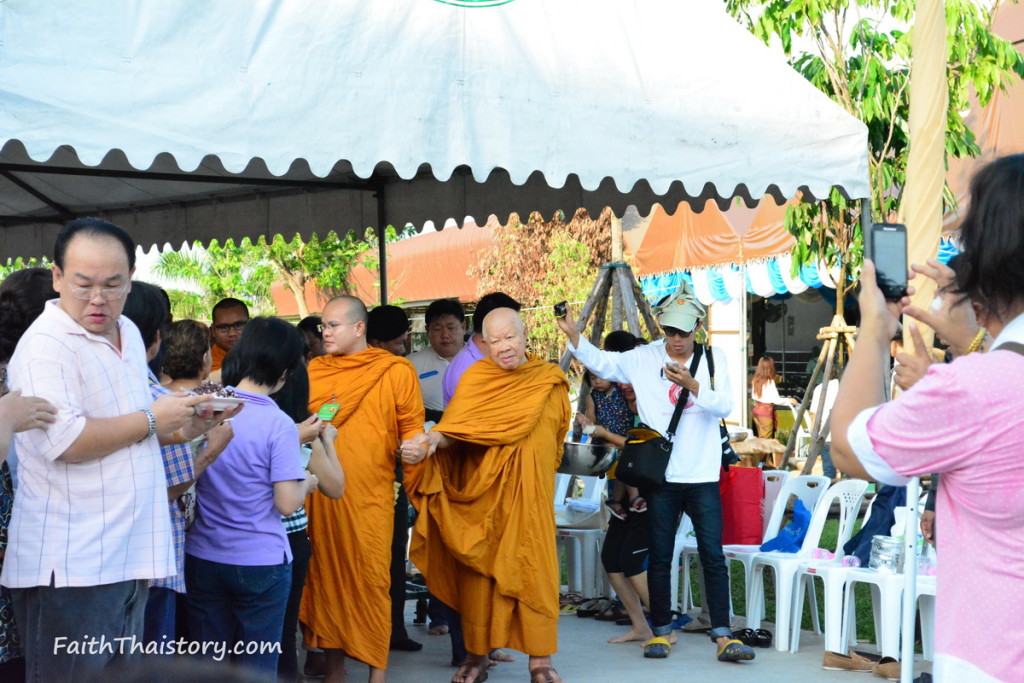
[140,408,157,441]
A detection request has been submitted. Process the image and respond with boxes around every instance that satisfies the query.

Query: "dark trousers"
[143,586,178,647]
[11,578,148,683]
[278,530,312,680]
[444,603,467,664]
[390,486,411,643]
[184,555,291,676]
[646,482,732,640]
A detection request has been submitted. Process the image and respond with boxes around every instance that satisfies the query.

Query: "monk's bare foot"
[452,655,490,683]
[608,627,654,644]
[488,649,516,663]
[368,664,386,683]
[528,656,563,683]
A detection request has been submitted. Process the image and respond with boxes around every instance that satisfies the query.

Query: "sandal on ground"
[559,603,579,616]
[752,628,772,648]
[732,628,757,646]
[628,495,647,513]
[594,604,628,622]
[576,597,604,618]
[616,611,649,626]
[642,636,672,659]
[605,499,628,521]
[717,638,755,662]
[452,660,489,683]
[528,665,561,683]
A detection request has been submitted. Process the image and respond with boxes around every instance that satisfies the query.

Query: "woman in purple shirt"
[185,317,318,675]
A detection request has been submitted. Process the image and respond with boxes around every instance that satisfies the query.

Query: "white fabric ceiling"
[0,0,869,257]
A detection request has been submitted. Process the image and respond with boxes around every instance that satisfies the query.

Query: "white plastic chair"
[669,514,695,612]
[723,474,829,624]
[839,497,930,659]
[747,479,868,651]
[761,469,787,540]
[916,573,937,661]
[788,479,870,653]
[555,475,607,598]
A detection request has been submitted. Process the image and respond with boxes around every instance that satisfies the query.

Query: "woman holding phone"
[831,154,1024,681]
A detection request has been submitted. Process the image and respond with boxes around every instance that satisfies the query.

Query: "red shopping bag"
[719,466,764,545]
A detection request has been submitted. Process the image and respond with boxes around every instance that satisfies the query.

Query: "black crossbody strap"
[666,344,703,440]
[995,342,1024,356]
[706,343,715,387]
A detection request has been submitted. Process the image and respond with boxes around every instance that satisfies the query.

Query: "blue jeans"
[143,586,178,647]
[11,578,148,682]
[820,443,836,479]
[646,482,732,640]
[184,555,291,676]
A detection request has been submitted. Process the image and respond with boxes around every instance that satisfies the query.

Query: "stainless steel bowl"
[559,442,619,476]
[728,428,750,442]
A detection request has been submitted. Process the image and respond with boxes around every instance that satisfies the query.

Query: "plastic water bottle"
[841,555,861,568]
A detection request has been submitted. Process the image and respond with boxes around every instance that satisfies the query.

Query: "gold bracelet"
[966,329,987,354]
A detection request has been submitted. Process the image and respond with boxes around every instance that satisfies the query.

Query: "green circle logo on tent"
[432,0,516,6]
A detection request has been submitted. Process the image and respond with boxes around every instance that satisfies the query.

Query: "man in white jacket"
[556,283,754,664]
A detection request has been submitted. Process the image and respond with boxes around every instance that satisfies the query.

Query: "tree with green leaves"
[0,256,51,281]
[261,230,376,319]
[727,0,1024,309]
[153,238,278,319]
[154,227,415,320]
[471,208,612,361]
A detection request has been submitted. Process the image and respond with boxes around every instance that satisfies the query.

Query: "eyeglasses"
[662,326,695,339]
[69,285,130,301]
[318,321,359,334]
[213,321,248,334]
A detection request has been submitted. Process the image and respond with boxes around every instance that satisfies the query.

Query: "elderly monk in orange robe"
[401,308,571,683]
[301,296,425,683]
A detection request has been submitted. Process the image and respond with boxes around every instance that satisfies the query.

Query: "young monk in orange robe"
[301,296,425,683]
[402,308,571,683]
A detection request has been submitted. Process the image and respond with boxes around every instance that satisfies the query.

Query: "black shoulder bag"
[616,345,704,490]
[705,345,741,471]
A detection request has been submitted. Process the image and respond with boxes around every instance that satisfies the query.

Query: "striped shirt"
[1,301,173,588]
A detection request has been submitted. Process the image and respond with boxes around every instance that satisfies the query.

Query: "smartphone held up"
[868,223,908,300]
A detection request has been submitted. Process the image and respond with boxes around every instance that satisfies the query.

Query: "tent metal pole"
[901,477,921,683]
[376,188,387,305]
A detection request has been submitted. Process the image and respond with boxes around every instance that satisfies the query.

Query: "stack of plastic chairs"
[554,474,608,598]
[747,478,868,651]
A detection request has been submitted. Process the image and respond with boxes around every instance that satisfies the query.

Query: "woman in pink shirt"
[831,154,1024,682]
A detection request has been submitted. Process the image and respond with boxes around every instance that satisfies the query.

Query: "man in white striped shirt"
[2,219,220,681]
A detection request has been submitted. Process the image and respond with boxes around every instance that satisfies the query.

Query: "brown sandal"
[452,660,489,683]
[529,666,562,683]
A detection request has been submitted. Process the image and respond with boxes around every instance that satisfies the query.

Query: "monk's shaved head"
[321,296,369,356]
[324,295,368,324]
[483,308,528,370]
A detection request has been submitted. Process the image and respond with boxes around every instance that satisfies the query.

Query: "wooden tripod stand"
[778,314,857,473]
[558,261,660,416]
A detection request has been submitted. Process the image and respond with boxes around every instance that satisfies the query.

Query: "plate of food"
[191,382,248,412]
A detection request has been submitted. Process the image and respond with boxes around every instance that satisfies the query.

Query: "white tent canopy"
[0,0,869,258]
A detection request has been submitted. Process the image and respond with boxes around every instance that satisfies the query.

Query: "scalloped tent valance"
[0,0,868,259]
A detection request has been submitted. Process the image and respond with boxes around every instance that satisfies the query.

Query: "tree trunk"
[282,272,309,319]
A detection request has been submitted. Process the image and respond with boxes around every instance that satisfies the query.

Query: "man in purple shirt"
[442,292,521,407]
